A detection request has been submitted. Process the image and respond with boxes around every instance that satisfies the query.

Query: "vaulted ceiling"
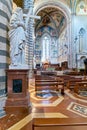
[35,7,66,36]
[13,0,80,9]
[13,0,23,7]
[13,0,84,36]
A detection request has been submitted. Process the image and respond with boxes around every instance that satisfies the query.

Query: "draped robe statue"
[9,7,27,68]
[9,7,40,69]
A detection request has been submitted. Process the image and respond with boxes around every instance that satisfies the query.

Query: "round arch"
[34,0,71,24]
[34,0,72,68]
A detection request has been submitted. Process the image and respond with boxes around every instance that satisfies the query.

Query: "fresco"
[76,1,87,15]
[35,25,58,63]
[50,38,58,58]
[37,26,57,37]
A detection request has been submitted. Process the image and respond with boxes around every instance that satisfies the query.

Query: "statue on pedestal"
[9,7,27,68]
[8,7,40,69]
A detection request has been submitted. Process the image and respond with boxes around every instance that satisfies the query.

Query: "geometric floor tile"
[32,96,64,107]
[31,94,64,107]
[67,102,87,117]
[31,91,52,100]
[8,112,68,130]
[8,114,33,130]
[65,89,87,103]
[32,112,68,118]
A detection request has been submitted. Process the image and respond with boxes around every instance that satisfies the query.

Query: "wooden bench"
[35,75,64,95]
[74,82,87,94]
[55,75,76,87]
[66,78,82,90]
[33,118,87,130]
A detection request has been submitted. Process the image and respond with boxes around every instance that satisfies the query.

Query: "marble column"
[23,0,34,77]
[0,0,12,96]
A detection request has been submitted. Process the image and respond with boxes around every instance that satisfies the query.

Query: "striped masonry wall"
[0,0,12,96]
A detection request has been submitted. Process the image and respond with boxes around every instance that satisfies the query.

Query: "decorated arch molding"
[34,0,71,24]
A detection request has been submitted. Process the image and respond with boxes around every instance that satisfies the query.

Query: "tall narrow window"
[79,28,86,52]
[41,35,50,62]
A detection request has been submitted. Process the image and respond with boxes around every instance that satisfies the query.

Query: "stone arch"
[34,0,71,24]
[34,0,71,67]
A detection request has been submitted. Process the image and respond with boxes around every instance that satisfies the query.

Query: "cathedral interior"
[0,0,87,130]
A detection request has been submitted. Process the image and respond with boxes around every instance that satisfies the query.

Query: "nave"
[0,77,87,130]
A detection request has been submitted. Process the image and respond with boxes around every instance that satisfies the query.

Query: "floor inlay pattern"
[8,112,68,130]
[32,112,68,118]
[31,90,64,107]
[1,78,87,130]
[31,91,52,100]
[32,96,64,107]
[65,89,87,103]
[67,102,87,117]
[8,114,32,130]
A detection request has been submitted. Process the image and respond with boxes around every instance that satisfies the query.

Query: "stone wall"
[0,0,12,96]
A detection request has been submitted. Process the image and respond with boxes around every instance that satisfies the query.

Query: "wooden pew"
[74,82,87,94]
[35,75,64,95]
[67,77,87,91]
[54,77,64,95]
[67,78,82,90]
[35,75,58,91]
[55,75,76,87]
[33,118,87,130]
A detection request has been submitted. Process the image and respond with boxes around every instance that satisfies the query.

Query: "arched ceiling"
[35,7,66,36]
[13,0,83,36]
[13,0,80,9]
[13,0,23,7]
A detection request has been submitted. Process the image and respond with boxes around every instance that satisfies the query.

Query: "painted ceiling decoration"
[76,0,87,15]
[13,0,82,10]
[35,7,65,36]
[13,0,86,35]
[13,1,86,13]
[13,0,23,7]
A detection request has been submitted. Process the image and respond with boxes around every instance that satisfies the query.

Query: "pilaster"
[23,0,34,77]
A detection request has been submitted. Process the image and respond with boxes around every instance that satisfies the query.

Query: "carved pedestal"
[5,69,31,109]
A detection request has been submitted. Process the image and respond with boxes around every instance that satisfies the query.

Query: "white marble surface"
[9,7,27,69]
[9,64,29,69]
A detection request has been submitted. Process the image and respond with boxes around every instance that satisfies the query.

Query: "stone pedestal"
[5,69,31,108]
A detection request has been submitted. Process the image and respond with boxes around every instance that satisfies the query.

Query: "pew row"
[35,75,64,95]
[74,82,87,94]
[33,118,87,130]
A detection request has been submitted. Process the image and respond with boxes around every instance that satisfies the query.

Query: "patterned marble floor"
[0,78,87,130]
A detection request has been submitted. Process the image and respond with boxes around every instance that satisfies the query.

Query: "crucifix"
[23,7,40,28]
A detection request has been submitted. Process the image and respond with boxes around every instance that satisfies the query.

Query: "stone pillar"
[70,1,77,69]
[0,0,12,96]
[23,0,34,77]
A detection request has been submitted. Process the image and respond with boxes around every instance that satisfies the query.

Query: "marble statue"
[8,7,40,69]
[9,7,27,68]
